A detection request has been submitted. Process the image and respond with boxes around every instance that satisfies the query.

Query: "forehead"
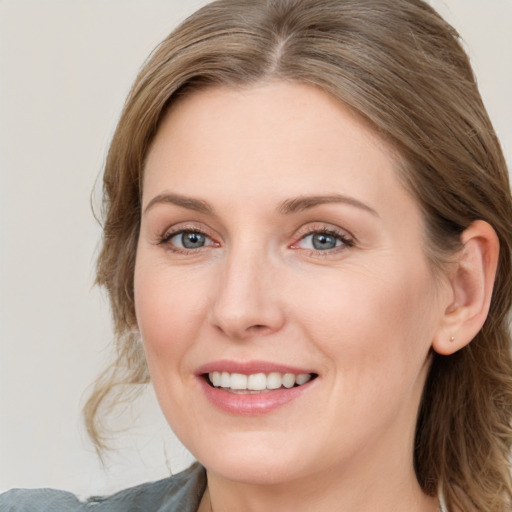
[143,81,414,219]
[149,81,394,165]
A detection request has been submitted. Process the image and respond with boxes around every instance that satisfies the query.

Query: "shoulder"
[0,488,81,511]
[87,462,207,511]
[0,463,206,512]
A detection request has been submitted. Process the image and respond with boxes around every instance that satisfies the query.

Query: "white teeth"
[211,371,221,387]
[207,371,314,391]
[221,371,230,388]
[296,373,312,385]
[230,373,247,390]
[282,373,295,388]
[267,372,282,390]
[247,373,267,391]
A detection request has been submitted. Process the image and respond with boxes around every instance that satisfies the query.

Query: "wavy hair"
[84,1,512,510]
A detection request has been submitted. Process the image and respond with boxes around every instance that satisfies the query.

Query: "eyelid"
[169,230,214,247]
[290,223,355,251]
[160,227,210,243]
[157,223,220,253]
[158,220,214,240]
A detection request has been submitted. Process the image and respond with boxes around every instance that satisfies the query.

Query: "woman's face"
[135,82,449,486]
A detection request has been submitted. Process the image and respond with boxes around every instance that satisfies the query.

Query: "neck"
[202,458,438,512]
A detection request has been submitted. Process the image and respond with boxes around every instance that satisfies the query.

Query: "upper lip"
[195,360,317,376]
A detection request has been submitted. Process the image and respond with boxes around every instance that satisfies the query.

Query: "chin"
[204,454,306,486]
[189,431,313,485]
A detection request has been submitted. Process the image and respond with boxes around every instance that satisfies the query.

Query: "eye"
[164,230,215,250]
[293,228,353,252]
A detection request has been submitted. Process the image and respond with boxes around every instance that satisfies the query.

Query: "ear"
[432,220,499,355]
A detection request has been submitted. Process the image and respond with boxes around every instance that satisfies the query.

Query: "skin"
[134,81,453,512]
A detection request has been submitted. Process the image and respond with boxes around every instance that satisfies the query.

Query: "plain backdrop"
[1,0,511,497]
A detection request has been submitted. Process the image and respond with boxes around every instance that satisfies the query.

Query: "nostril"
[247,324,270,334]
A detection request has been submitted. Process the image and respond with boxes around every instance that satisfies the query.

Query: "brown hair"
[84,0,512,510]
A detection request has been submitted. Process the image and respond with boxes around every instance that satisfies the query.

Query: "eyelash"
[158,227,217,254]
[291,227,354,255]
[157,225,355,255]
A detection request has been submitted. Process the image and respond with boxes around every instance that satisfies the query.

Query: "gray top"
[0,463,206,512]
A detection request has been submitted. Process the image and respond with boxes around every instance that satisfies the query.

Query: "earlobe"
[432,220,499,356]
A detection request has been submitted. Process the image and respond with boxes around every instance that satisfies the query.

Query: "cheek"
[134,261,206,368]
[133,259,215,434]
[293,259,438,378]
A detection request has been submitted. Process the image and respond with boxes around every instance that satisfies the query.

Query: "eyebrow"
[278,194,379,217]
[143,192,378,217]
[143,192,213,215]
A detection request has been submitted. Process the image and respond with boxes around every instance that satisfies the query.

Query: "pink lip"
[195,359,315,376]
[195,360,317,416]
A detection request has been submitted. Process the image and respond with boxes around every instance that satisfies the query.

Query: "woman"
[2,0,511,510]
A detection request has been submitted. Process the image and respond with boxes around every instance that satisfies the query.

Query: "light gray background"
[1,0,511,497]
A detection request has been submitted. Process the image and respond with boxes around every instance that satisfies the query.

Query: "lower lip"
[198,377,315,415]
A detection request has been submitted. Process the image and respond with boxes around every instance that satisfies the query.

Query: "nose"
[209,246,286,340]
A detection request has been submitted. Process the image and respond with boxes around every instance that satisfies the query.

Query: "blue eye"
[168,231,212,249]
[312,233,339,250]
[297,230,352,251]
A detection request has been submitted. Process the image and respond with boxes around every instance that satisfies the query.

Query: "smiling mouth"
[204,371,318,394]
